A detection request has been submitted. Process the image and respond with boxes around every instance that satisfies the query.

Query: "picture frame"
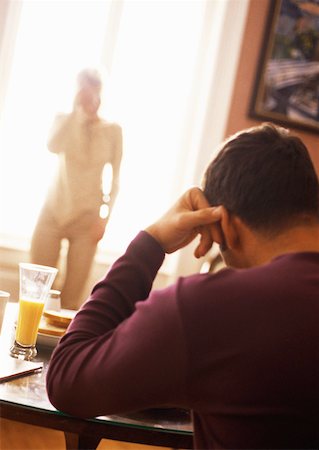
[249,0,319,134]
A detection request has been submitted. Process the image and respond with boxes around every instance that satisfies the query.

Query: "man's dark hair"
[203,123,319,235]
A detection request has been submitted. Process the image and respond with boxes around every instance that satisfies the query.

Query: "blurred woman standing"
[31,69,122,309]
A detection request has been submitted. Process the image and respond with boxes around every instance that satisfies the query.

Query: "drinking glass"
[10,263,57,360]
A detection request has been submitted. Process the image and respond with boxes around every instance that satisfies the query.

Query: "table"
[0,303,194,449]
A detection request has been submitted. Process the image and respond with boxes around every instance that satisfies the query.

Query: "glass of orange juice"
[10,263,57,360]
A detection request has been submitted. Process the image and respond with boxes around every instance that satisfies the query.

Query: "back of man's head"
[203,123,319,236]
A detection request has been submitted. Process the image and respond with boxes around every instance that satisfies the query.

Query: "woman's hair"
[203,123,319,236]
[77,68,102,90]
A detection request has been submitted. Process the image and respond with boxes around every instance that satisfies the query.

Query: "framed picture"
[249,0,319,134]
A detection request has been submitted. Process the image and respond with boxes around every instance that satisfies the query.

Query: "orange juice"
[15,298,45,346]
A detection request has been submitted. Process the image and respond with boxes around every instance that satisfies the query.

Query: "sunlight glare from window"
[99,1,205,256]
[0,1,110,243]
[0,0,205,265]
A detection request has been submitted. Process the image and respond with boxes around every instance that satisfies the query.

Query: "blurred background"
[0,0,318,300]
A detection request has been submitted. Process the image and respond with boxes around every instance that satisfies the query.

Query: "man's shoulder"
[178,252,319,302]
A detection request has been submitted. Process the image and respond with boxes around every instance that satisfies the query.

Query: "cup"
[10,263,58,360]
[45,289,61,312]
[0,290,10,334]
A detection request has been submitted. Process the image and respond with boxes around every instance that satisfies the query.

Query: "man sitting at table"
[46,123,319,450]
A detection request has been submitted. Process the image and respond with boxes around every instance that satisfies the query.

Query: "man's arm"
[46,231,190,417]
[46,188,222,418]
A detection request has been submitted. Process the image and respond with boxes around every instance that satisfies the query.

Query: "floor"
[0,418,169,450]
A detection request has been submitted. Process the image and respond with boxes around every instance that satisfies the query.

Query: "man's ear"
[219,206,240,250]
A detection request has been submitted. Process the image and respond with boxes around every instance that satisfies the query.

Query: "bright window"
[0,0,205,260]
[0,0,111,241]
[101,0,206,255]
[0,0,249,275]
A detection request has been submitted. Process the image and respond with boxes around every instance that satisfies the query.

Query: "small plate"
[37,331,61,348]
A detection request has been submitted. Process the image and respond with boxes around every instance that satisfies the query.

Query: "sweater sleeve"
[46,231,189,418]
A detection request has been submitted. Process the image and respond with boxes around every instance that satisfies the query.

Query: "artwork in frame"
[249,0,319,134]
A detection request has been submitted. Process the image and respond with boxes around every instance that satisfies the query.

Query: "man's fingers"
[188,187,211,209]
[210,221,224,246]
[146,188,223,255]
[194,227,213,258]
[180,206,223,258]
[181,206,222,230]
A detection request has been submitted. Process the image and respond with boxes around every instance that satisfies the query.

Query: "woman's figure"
[31,69,122,309]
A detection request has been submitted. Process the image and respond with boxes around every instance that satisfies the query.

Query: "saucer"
[37,331,61,348]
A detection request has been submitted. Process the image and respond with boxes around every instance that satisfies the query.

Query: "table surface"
[0,303,193,449]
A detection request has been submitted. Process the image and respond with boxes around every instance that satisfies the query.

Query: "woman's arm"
[47,113,77,154]
[107,124,123,215]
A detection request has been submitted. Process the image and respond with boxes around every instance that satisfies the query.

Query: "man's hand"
[145,187,223,258]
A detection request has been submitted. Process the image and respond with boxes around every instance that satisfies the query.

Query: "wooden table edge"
[0,400,194,449]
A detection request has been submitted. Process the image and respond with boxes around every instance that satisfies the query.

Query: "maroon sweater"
[46,231,319,449]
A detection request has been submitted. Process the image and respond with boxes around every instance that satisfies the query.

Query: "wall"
[225,0,319,174]
[0,1,9,43]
